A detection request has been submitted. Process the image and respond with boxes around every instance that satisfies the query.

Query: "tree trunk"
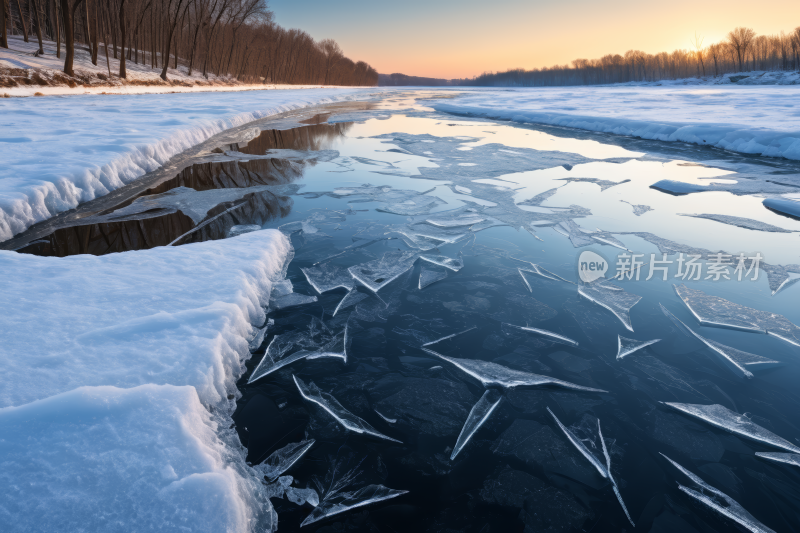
[60,0,83,75]
[89,0,97,64]
[118,0,125,77]
[31,0,43,52]
[159,0,184,81]
[15,0,29,41]
[187,19,202,75]
[51,0,59,57]
[1,0,9,48]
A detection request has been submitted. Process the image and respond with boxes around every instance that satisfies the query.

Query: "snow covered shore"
[433,86,800,161]
[0,88,379,242]
[0,229,291,532]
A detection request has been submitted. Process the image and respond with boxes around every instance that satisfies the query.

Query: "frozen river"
[2,89,800,532]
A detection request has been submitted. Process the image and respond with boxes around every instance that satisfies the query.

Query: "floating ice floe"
[333,288,369,316]
[674,284,800,346]
[660,304,778,378]
[425,215,486,227]
[293,376,402,443]
[286,486,320,507]
[661,453,776,533]
[678,213,792,233]
[419,266,448,289]
[616,336,660,360]
[763,197,800,220]
[451,390,503,460]
[502,323,579,347]
[301,484,408,527]
[423,349,606,392]
[578,282,641,332]
[419,253,465,272]
[348,250,418,292]
[269,279,318,310]
[756,452,800,469]
[663,402,800,454]
[301,263,355,294]
[254,440,316,482]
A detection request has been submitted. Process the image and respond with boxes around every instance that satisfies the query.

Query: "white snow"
[0,229,291,531]
[433,86,800,161]
[0,87,379,242]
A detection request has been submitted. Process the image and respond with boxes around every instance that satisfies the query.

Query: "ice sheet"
[661,453,776,533]
[419,266,448,289]
[419,253,465,272]
[664,402,800,454]
[616,336,660,360]
[451,390,503,460]
[423,349,606,392]
[301,263,355,293]
[293,375,402,443]
[348,250,419,292]
[578,282,642,332]
[254,440,316,482]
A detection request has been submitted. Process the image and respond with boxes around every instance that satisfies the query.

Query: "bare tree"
[727,27,755,71]
[319,38,343,85]
[691,32,705,76]
[60,0,85,75]
[1,0,10,49]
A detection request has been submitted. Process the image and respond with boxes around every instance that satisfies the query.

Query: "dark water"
[227,94,800,532]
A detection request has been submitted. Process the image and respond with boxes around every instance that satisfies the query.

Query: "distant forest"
[466,26,800,86]
[0,0,379,85]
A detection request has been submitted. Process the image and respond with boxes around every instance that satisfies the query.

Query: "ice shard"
[419,266,448,289]
[301,484,408,527]
[286,487,320,507]
[661,453,776,533]
[419,253,464,272]
[301,263,355,294]
[333,288,368,316]
[547,407,608,478]
[248,335,316,384]
[348,251,418,292]
[425,215,486,227]
[254,440,315,482]
[756,452,800,469]
[674,284,800,346]
[422,326,477,347]
[502,323,579,347]
[451,390,503,460]
[616,336,660,360]
[515,261,574,284]
[663,402,800,454]
[271,292,318,311]
[598,419,635,527]
[578,282,641,332]
[248,318,274,352]
[293,375,403,443]
[423,349,606,392]
[374,409,397,423]
[659,304,778,378]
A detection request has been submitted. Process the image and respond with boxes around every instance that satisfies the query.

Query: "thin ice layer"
[348,251,418,292]
[660,304,777,378]
[301,484,408,527]
[254,440,315,482]
[502,323,579,347]
[301,263,355,294]
[419,253,465,272]
[419,266,448,289]
[661,453,776,533]
[423,349,606,392]
[293,376,402,443]
[674,284,800,346]
[578,282,642,332]
[756,452,800,469]
[664,402,800,454]
[451,390,503,460]
[616,336,660,360]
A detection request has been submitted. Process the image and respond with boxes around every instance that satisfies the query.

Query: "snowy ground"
[432,85,800,160]
[0,87,383,241]
[0,229,290,532]
[621,70,800,86]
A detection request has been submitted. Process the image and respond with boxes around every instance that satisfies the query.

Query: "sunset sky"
[268,0,799,79]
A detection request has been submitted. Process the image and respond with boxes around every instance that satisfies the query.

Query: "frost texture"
[301,484,408,527]
[293,375,402,443]
[660,304,778,378]
[661,453,776,533]
[301,263,355,294]
[756,452,800,469]
[664,402,800,454]
[348,251,418,292]
[578,282,642,332]
[254,440,315,482]
[451,390,503,460]
[423,349,606,392]
[616,336,660,360]
[419,267,448,289]
[674,283,800,346]
[502,323,579,347]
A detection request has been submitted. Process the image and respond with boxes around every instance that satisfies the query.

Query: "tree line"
[464,26,800,87]
[0,0,378,86]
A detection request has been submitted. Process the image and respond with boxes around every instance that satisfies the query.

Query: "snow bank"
[0,384,274,533]
[0,88,378,242]
[0,229,290,408]
[433,87,800,161]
